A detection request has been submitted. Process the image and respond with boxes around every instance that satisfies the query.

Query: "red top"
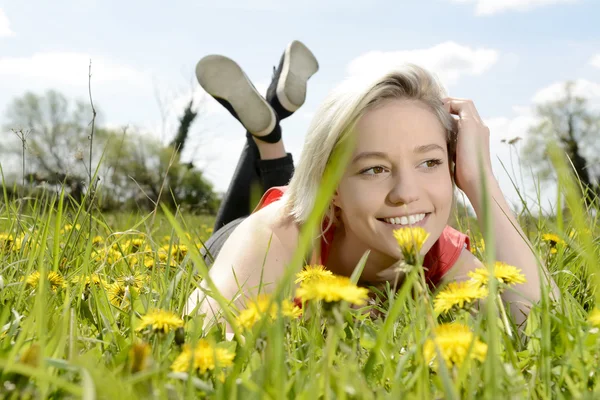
[254,186,470,287]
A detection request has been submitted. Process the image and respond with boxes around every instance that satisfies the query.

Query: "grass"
[1,145,600,399]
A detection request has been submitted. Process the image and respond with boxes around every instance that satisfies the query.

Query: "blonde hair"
[283,64,457,230]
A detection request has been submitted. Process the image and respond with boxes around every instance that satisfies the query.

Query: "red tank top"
[254,186,470,287]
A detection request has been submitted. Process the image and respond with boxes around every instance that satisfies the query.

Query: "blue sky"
[1,0,599,212]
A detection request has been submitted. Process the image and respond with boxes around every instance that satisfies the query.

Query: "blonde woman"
[187,40,551,328]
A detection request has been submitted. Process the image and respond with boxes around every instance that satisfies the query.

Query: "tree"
[2,90,109,201]
[169,99,197,156]
[101,130,219,213]
[521,82,600,203]
[2,90,219,213]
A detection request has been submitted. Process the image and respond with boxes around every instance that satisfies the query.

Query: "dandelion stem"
[497,293,513,339]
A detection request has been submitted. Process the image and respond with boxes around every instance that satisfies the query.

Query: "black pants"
[201,134,294,266]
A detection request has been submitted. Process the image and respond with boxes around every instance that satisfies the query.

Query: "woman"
[186,40,550,329]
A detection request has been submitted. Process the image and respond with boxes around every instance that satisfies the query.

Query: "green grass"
[1,145,600,399]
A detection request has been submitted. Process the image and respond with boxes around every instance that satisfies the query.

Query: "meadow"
[1,148,600,400]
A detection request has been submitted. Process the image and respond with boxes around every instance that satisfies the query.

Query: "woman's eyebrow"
[351,151,388,164]
[413,144,445,154]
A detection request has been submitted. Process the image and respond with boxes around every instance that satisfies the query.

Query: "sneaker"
[195,55,281,142]
[266,40,319,120]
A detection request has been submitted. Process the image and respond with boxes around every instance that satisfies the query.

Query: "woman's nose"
[387,171,420,205]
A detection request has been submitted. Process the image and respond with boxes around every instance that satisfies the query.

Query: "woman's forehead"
[355,100,447,149]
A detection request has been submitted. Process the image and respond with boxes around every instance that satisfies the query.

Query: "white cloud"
[0,52,148,87]
[0,8,14,38]
[347,41,499,87]
[589,54,600,69]
[531,79,600,109]
[447,0,579,16]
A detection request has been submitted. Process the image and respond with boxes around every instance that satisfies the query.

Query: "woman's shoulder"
[231,200,300,255]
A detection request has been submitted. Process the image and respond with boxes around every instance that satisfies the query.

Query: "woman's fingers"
[442,98,483,121]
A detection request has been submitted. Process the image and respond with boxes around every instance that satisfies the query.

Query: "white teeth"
[383,213,426,225]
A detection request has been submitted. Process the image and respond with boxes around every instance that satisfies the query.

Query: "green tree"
[101,130,219,213]
[521,81,600,203]
[2,90,108,201]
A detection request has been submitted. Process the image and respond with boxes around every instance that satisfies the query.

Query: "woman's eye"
[361,166,387,175]
[423,159,443,169]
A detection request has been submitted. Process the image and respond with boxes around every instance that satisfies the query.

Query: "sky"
[1,0,599,213]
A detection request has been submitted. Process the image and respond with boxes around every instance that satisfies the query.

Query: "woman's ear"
[332,190,341,207]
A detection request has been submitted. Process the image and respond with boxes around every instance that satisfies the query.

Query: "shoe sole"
[195,55,276,137]
[276,40,320,112]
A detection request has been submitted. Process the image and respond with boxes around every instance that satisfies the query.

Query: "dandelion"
[61,224,81,234]
[19,344,41,368]
[542,233,566,254]
[24,271,65,291]
[588,308,600,327]
[171,339,235,374]
[0,233,15,252]
[423,323,487,369]
[433,281,488,314]
[468,262,526,289]
[129,342,152,373]
[393,227,430,264]
[108,282,130,307]
[92,236,105,246]
[541,233,564,246]
[295,265,333,284]
[71,274,108,289]
[136,309,184,334]
[296,275,369,306]
[130,238,146,252]
[236,294,302,330]
[171,244,188,262]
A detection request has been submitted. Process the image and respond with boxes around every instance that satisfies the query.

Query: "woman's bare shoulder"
[238,200,300,251]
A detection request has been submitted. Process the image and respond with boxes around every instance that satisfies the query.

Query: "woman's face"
[334,99,453,262]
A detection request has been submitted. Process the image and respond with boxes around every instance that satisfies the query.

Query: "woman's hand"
[442,98,494,196]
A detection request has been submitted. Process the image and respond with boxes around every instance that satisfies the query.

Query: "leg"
[212,136,260,230]
[195,41,318,230]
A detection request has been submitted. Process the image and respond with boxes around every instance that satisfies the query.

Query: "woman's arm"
[184,214,291,332]
[442,98,558,323]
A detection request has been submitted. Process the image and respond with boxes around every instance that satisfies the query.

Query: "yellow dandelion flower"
[136,309,183,334]
[171,244,188,262]
[541,233,565,247]
[423,323,487,369]
[0,233,15,252]
[296,275,369,306]
[393,227,430,264]
[281,299,303,319]
[236,294,302,330]
[108,282,131,308]
[130,238,146,252]
[433,281,488,314]
[588,308,600,327]
[171,339,235,374]
[295,265,333,284]
[24,271,65,291]
[19,344,41,368]
[129,342,152,373]
[468,262,527,288]
[71,274,108,289]
[92,236,104,245]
